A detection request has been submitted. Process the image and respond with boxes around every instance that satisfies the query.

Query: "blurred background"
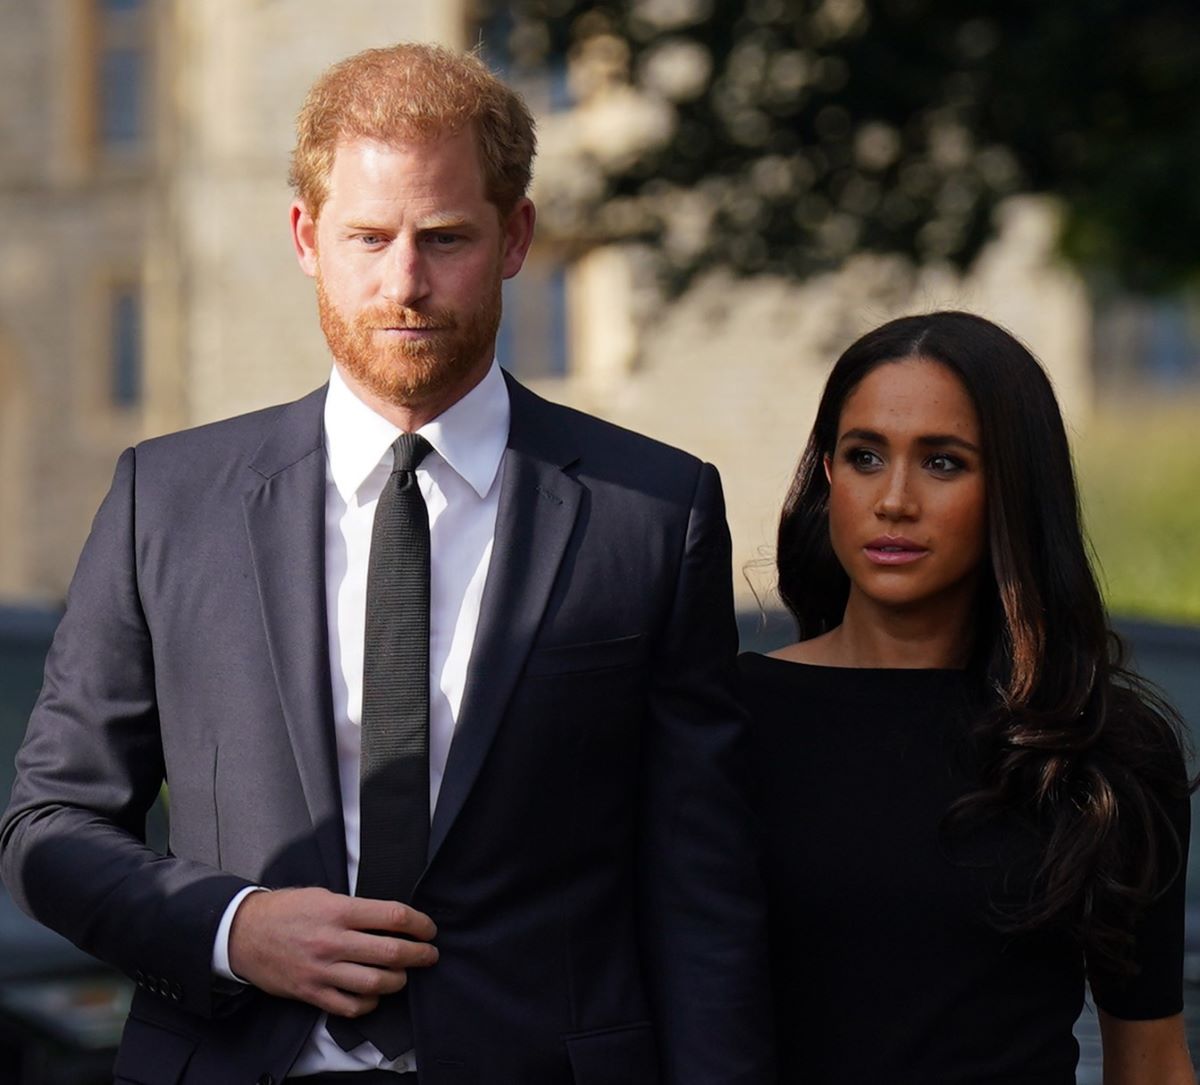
[0,0,1197,1081]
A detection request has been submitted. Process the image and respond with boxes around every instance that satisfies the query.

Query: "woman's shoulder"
[1098,677,1193,797]
[738,650,977,725]
[737,651,845,725]
[739,649,972,689]
[736,649,843,691]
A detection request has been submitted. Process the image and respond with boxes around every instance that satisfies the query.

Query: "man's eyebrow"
[341,215,473,231]
[417,215,472,231]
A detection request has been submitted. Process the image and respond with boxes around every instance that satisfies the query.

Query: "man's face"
[291,132,534,416]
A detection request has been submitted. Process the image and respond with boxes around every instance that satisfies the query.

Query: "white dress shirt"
[213,361,509,1076]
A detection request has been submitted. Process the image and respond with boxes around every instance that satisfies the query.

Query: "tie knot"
[391,432,432,474]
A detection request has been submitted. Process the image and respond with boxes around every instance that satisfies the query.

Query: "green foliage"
[477,0,1200,295]
[1078,398,1200,621]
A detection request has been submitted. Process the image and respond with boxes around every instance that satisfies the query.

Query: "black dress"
[739,652,1188,1085]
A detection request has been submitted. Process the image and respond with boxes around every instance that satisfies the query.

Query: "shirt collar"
[324,362,510,502]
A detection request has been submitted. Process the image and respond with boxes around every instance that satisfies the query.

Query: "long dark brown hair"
[777,310,1191,973]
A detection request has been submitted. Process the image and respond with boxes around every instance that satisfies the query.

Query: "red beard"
[316,272,501,408]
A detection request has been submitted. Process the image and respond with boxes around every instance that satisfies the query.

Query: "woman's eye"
[847,448,882,470]
[927,453,962,473]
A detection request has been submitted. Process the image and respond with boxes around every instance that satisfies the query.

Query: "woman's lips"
[863,537,929,565]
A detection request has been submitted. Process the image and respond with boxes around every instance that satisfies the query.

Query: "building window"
[109,285,142,408]
[92,0,151,157]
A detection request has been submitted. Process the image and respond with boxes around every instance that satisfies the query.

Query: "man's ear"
[290,200,318,278]
[500,198,537,280]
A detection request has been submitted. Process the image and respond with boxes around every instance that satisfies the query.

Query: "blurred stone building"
[0,0,1094,609]
[0,0,464,603]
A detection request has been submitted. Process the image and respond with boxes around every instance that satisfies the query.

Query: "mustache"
[357,306,456,330]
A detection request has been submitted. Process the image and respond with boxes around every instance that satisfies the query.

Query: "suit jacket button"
[256,1075,274,1085]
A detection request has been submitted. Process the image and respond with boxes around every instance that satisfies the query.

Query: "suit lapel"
[427,376,581,864]
[242,386,349,892]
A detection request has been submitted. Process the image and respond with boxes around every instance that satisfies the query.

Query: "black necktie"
[327,432,432,1059]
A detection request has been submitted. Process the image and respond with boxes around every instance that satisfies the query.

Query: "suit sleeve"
[639,461,776,1084]
[0,447,253,1017]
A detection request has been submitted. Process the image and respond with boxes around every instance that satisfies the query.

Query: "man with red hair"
[1,43,771,1085]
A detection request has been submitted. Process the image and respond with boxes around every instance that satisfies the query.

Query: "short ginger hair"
[289,42,537,219]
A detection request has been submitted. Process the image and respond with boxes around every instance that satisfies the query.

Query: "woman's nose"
[874,468,918,520]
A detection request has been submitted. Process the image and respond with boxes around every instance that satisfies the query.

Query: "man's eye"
[428,233,461,245]
[357,234,386,246]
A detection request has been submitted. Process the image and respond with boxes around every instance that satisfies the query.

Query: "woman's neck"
[776,591,976,669]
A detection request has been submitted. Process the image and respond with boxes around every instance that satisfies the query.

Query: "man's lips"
[863,536,929,565]
[373,324,445,332]
[371,325,447,341]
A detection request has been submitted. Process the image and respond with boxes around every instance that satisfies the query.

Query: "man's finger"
[311,985,381,1020]
[325,961,411,998]
[344,898,438,941]
[341,929,440,971]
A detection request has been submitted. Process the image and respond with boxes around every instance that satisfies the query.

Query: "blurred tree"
[473,0,1200,295]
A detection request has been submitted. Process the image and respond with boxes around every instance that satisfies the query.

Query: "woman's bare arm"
[1099,1009,1195,1084]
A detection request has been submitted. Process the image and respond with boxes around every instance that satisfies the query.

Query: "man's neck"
[335,361,493,432]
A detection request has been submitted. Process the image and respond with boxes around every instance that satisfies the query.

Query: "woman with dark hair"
[742,310,1194,1082]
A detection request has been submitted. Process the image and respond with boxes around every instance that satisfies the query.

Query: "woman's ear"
[823,452,833,484]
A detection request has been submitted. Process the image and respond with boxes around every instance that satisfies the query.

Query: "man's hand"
[227,887,438,1017]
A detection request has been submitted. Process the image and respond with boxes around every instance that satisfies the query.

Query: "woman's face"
[825,357,987,619]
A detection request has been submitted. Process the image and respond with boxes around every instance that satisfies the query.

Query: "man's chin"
[337,351,489,412]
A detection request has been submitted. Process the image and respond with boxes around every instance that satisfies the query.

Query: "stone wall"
[0,0,153,599]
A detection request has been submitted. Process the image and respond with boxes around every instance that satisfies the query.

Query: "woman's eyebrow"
[837,428,981,454]
[837,427,887,445]
[915,434,981,453]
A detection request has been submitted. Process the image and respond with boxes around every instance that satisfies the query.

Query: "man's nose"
[874,467,918,520]
[380,240,430,307]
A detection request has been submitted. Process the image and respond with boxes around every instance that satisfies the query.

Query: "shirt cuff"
[212,885,267,983]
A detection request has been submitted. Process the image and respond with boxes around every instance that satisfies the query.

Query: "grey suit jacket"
[0,374,773,1085]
